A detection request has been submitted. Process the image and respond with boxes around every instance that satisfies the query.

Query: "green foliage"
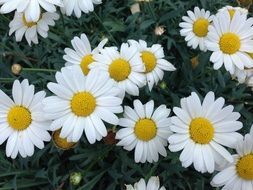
[0,0,252,189]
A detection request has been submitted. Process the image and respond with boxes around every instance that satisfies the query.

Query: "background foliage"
[0,0,252,189]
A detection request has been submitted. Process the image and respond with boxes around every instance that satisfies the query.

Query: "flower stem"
[93,12,119,46]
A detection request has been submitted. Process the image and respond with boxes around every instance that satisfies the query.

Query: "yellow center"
[7,106,32,130]
[71,92,96,117]
[52,129,76,150]
[134,119,157,141]
[219,32,241,54]
[189,117,214,144]
[22,14,37,27]
[141,51,157,73]
[193,18,209,37]
[236,154,253,180]
[80,54,94,75]
[228,9,235,19]
[108,59,131,82]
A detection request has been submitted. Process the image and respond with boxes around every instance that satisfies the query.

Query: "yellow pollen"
[7,106,32,130]
[71,92,96,117]
[108,58,131,82]
[22,14,37,27]
[236,154,253,180]
[52,129,76,150]
[193,18,209,37]
[134,119,157,141]
[219,32,241,54]
[80,54,94,75]
[228,9,235,19]
[189,117,214,144]
[141,51,157,73]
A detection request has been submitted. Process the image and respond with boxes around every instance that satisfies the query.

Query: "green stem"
[81,146,113,176]
[22,68,57,72]
[147,1,157,21]
[93,12,118,46]
[59,11,65,29]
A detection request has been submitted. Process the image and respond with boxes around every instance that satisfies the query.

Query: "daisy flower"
[0,79,51,159]
[179,7,214,51]
[206,10,253,74]
[218,5,248,18]
[211,134,253,190]
[9,12,59,46]
[63,33,108,76]
[116,100,172,163]
[61,0,102,18]
[168,91,243,173]
[128,39,176,91]
[0,0,62,22]
[126,176,166,190]
[43,67,123,144]
[91,43,146,96]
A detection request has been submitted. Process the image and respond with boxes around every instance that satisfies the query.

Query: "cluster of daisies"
[0,0,102,45]
[180,6,253,90]
[1,2,253,189]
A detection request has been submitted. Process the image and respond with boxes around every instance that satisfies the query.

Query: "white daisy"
[168,91,243,173]
[63,33,108,76]
[0,79,51,159]
[126,176,166,190]
[61,0,102,18]
[128,39,176,91]
[9,11,59,46]
[218,5,248,17]
[0,0,62,22]
[116,100,172,163]
[206,10,253,74]
[43,66,123,144]
[211,134,253,190]
[179,7,214,51]
[90,43,146,96]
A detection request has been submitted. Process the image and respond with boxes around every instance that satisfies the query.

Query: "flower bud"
[52,129,76,150]
[11,63,22,75]
[154,26,166,36]
[70,172,82,186]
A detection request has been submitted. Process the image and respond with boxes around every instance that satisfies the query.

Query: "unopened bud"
[52,129,76,150]
[103,130,118,145]
[191,56,199,69]
[11,63,22,75]
[159,81,167,90]
[154,26,166,36]
[237,0,252,8]
[130,3,140,14]
[70,172,82,186]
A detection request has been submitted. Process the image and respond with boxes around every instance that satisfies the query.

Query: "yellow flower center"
[134,119,157,141]
[108,58,131,82]
[141,51,157,73]
[189,117,214,144]
[193,18,209,37]
[7,106,32,130]
[80,54,94,75]
[228,9,235,19]
[22,14,37,27]
[52,129,76,150]
[219,32,241,54]
[71,92,96,117]
[236,154,253,180]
